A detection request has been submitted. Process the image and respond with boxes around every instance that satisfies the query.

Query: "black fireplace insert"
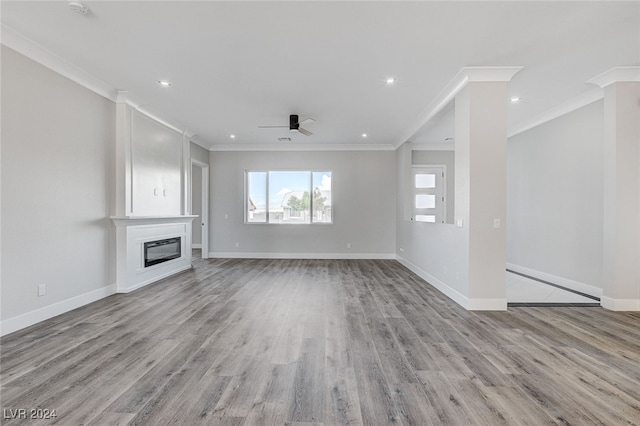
[144,237,181,267]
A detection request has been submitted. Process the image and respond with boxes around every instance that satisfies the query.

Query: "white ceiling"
[2,1,638,150]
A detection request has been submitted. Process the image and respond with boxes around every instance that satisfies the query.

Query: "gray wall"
[209,150,396,256]
[412,149,455,224]
[1,46,115,322]
[507,100,604,289]
[191,142,209,164]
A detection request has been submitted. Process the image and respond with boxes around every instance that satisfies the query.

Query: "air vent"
[278,137,292,142]
[68,1,89,14]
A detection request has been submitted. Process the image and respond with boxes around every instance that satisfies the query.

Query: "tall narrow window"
[413,166,445,223]
[246,170,332,224]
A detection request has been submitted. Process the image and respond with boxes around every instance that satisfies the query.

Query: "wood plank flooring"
[1,255,639,425]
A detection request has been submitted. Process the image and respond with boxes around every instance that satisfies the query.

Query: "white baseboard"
[396,256,507,311]
[601,297,640,311]
[192,244,202,249]
[506,263,602,298]
[0,284,117,337]
[208,252,396,260]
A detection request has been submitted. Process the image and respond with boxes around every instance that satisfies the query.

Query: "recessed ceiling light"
[361,133,368,138]
[385,78,396,85]
[509,97,522,103]
[158,80,171,87]
[230,134,236,139]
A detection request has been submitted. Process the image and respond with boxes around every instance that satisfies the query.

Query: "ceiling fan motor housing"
[289,114,299,132]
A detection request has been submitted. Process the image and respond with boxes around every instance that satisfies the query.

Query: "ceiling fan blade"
[298,118,315,126]
[298,128,313,136]
[258,125,288,128]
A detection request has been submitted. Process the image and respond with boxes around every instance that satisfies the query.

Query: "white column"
[590,68,640,311]
[455,80,510,310]
[114,91,133,217]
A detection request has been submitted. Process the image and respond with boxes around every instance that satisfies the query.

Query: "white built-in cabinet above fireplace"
[112,92,197,293]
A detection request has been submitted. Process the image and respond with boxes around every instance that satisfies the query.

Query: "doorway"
[191,160,209,259]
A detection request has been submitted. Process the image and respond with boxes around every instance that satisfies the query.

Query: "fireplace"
[144,237,181,267]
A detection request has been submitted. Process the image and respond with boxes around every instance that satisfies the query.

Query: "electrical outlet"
[399,247,404,253]
[346,243,351,249]
[493,218,501,229]
[235,242,239,248]
[38,284,46,296]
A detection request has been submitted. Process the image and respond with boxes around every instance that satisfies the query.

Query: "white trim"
[397,255,507,311]
[115,265,192,294]
[1,24,117,101]
[587,66,640,88]
[395,66,523,148]
[209,252,396,260]
[466,298,508,311]
[208,143,396,152]
[0,284,117,337]
[508,88,603,137]
[506,263,602,298]
[192,244,203,249]
[600,297,640,312]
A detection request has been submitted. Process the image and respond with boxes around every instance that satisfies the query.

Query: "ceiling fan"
[259,114,315,136]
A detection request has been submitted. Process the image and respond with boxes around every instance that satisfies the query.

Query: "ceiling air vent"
[278,137,292,142]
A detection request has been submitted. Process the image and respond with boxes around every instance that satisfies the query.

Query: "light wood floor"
[1,255,639,425]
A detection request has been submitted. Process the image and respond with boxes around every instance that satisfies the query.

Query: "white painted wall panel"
[131,111,182,216]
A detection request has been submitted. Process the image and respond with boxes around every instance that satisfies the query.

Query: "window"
[412,166,445,224]
[246,171,332,224]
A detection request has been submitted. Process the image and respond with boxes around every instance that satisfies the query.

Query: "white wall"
[507,100,604,293]
[208,150,396,257]
[1,46,115,332]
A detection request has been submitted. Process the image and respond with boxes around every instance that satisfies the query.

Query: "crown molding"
[208,143,396,152]
[508,87,603,138]
[2,23,118,101]
[587,66,640,88]
[3,24,210,145]
[394,66,523,148]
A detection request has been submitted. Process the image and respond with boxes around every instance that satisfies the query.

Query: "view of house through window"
[247,171,332,224]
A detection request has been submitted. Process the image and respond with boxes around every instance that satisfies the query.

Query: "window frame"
[244,169,333,225]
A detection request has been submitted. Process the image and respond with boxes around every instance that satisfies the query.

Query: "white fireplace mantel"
[111,215,197,293]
